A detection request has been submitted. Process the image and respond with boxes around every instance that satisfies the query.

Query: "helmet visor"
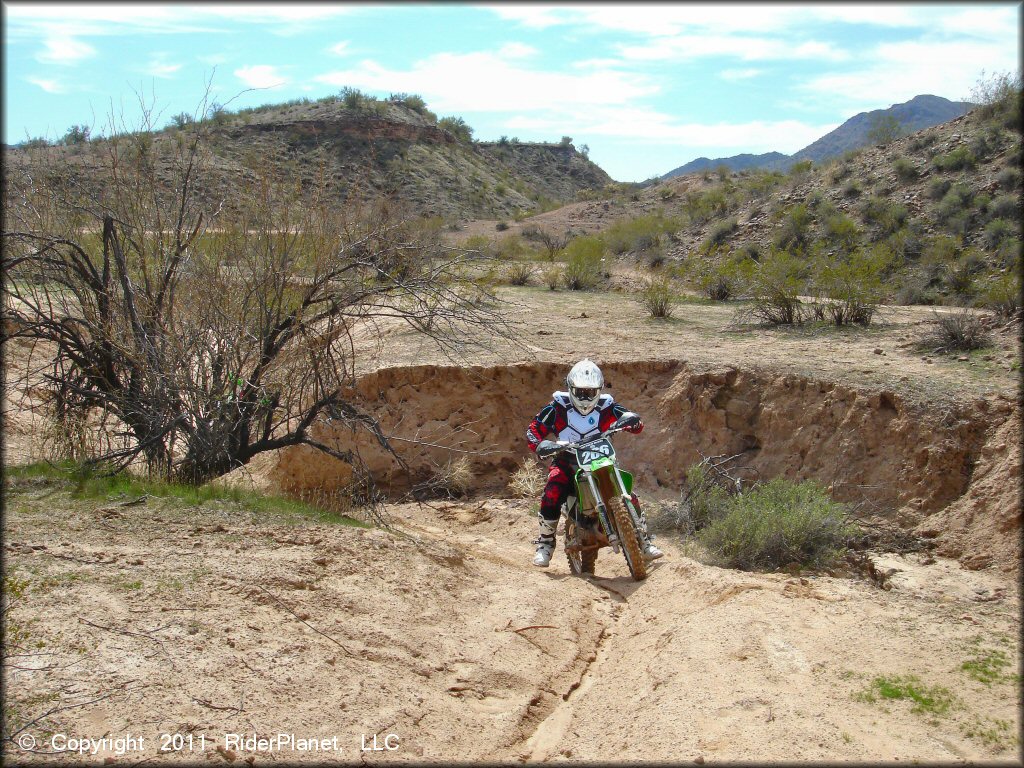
[573,387,599,402]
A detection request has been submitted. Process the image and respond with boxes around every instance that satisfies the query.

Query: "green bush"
[842,178,862,198]
[439,116,474,143]
[562,235,605,290]
[935,183,975,236]
[988,194,1020,222]
[505,261,535,286]
[925,177,952,200]
[542,264,562,290]
[810,246,891,326]
[982,219,1018,250]
[996,166,1020,190]
[637,276,676,318]
[823,214,862,252]
[603,214,678,255]
[976,272,1021,318]
[748,248,807,325]
[772,203,813,252]
[893,157,918,182]
[696,477,856,571]
[684,188,731,226]
[702,217,738,251]
[686,248,752,301]
[933,146,976,172]
[920,309,992,352]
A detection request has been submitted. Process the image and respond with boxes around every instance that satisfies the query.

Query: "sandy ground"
[2,488,1019,764]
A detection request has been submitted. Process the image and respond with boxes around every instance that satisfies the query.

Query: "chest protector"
[552,392,612,442]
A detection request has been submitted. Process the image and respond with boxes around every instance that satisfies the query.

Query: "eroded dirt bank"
[269,360,1020,572]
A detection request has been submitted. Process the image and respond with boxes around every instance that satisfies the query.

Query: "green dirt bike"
[538,415,648,581]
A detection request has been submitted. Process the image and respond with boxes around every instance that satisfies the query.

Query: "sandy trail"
[3,484,1018,764]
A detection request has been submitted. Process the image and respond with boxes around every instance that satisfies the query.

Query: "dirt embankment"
[266,360,1020,573]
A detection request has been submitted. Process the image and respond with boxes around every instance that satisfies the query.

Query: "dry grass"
[507,458,545,498]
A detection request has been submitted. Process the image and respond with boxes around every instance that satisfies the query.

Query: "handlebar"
[537,417,638,458]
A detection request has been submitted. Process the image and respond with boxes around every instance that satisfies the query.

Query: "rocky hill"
[663,95,975,179]
[2,94,612,222]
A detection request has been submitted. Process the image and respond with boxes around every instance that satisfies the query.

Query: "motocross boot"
[533,517,557,567]
[634,501,664,561]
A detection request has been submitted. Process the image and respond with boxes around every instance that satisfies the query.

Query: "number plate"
[577,438,615,466]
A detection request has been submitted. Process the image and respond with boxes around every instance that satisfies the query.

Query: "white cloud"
[329,41,351,56]
[721,68,764,81]
[315,51,658,113]
[235,65,289,89]
[618,35,849,63]
[802,39,1020,107]
[498,42,538,59]
[504,106,837,154]
[144,57,183,79]
[27,76,67,94]
[36,36,95,64]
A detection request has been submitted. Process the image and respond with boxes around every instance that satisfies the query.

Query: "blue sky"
[3,2,1020,181]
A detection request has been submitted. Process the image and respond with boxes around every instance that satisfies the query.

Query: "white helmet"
[566,359,603,415]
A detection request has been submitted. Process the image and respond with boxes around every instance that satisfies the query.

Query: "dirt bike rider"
[525,359,664,568]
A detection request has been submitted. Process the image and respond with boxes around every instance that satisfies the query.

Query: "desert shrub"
[842,178,862,198]
[507,458,545,498]
[908,133,936,152]
[810,246,891,326]
[976,273,1021,318]
[686,249,753,301]
[506,261,535,286]
[826,161,851,184]
[935,183,975,235]
[428,456,473,497]
[982,219,1018,250]
[638,276,676,318]
[996,166,1020,190]
[654,461,735,536]
[744,170,787,196]
[772,203,813,252]
[970,69,1023,126]
[61,124,91,145]
[696,477,856,571]
[438,116,473,143]
[988,194,1020,222]
[925,177,952,200]
[932,146,976,172]
[860,196,908,237]
[919,309,992,352]
[542,264,562,290]
[495,221,510,231]
[893,157,918,182]
[603,213,678,255]
[702,217,738,251]
[868,114,903,146]
[996,237,1022,269]
[789,159,814,177]
[885,222,926,261]
[747,249,807,325]
[561,235,604,290]
[684,188,731,226]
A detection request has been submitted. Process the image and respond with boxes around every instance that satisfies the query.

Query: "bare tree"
[2,102,513,488]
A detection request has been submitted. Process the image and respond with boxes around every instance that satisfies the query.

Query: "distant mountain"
[662,152,789,180]
[791,94,975,164]
[661,94,976,180]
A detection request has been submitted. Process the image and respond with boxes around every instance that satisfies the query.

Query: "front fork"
[581,468,646,553]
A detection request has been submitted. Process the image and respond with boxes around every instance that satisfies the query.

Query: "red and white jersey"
[526,391,643,457]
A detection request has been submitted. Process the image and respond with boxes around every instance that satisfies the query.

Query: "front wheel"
[610,496,647,581]
[565,518,597,576]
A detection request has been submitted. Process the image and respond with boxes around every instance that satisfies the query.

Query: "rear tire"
[611,497,647,581]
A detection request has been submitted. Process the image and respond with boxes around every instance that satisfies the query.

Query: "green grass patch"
[960,646,1019,685]
[4,461,369,527]
[855,674,957,715]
